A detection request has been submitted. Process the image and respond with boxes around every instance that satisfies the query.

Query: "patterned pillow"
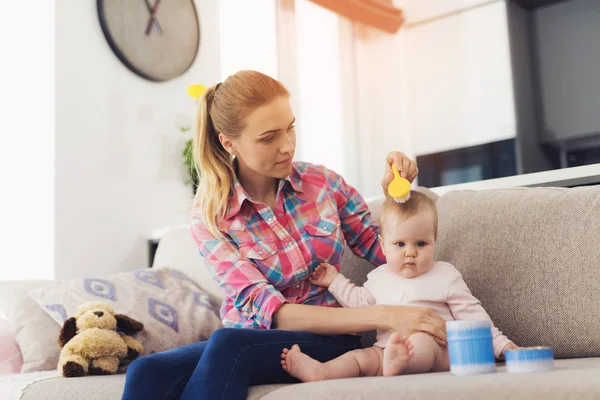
[28,267,222,370]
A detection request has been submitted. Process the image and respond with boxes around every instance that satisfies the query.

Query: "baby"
[281,191,517,381]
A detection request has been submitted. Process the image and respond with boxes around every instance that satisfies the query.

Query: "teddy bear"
[57,301,144,377]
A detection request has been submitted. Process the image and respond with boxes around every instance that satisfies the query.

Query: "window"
[278,1,359,186]
[219,0,279,80]
[1,2,54,280]
[219,0,362,189]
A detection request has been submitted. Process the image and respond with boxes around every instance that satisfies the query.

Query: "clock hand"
[144,0,163,36]
[152,0,162,34]
[143,0,153,13]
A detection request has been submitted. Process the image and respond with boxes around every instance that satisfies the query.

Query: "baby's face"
[380,209,436,278]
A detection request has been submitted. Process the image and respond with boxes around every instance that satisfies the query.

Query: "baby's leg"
[281,344,382,382]
[402,332,449,374]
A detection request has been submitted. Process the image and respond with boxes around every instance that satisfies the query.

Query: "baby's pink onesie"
[328,261,512,357]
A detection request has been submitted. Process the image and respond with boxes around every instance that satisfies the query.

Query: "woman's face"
[223,96,296,180]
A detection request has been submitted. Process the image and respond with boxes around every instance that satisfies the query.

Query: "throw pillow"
[29,268,223,371]
[0,319,24,374]
[0,280,62,373]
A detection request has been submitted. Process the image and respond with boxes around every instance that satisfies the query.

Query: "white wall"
[350,0,518,197]
[55,0,220,279]
[353,25,413,198]
[0,2,55,281]
[405,0,517,156]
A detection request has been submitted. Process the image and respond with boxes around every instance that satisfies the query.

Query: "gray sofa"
[18,185,600,399]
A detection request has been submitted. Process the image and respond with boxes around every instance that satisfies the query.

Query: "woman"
[122,70,446,400]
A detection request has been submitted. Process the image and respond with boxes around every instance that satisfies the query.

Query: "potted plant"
[180,126,198,192]
[183,84,207,195]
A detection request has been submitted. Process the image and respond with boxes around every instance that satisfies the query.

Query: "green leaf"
[182,138,199,186]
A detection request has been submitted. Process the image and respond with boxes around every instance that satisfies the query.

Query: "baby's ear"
[115,314,144,334]
[58,317,77,347]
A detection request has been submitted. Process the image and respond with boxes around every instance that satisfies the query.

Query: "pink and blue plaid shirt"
[190,162,385,329]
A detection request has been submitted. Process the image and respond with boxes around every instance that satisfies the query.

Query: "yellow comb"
[388,165,411,203]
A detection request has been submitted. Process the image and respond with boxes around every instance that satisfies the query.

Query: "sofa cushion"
[435,186,600,358]
[14,358,600,400]
[260,358,600,400]
[18,373,286,400]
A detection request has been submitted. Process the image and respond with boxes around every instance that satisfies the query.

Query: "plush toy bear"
[57,301,144,377]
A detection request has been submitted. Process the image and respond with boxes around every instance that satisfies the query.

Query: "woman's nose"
[280,132,295,154]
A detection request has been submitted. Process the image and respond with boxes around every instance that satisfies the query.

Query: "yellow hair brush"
[388,165,411,203]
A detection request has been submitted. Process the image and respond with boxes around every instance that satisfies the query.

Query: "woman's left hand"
[381,152,419,196]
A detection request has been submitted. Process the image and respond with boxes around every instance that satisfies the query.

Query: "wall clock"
[97,0,200,82]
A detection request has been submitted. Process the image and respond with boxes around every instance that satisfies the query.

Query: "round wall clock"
[97,0,200,82]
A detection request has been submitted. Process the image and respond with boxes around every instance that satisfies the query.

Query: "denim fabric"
[122,328,362,400]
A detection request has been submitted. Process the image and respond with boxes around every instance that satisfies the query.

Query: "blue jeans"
[121,328,362,400]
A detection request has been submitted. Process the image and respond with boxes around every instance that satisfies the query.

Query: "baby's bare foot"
[383,333,414,376]
[281,344,325,382]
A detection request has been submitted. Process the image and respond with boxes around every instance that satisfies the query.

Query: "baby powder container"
[447,320,496,376]
[505,347,554,373]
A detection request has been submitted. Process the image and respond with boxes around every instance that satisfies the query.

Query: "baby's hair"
[379,190,438,240]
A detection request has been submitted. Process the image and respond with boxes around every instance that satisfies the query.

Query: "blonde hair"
[380,191,438,240]
[193,70,289,238]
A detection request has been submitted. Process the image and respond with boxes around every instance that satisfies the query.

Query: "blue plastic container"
[505,347,554,373]
[447,320,496,376]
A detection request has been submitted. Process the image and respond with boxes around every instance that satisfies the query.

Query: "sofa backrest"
[434,186,600,359]
[155,186,600,359]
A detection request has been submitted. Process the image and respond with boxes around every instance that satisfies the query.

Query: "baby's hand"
[500,342,519,359]
[309,263,339,287]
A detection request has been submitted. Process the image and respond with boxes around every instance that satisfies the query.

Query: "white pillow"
[0,280,62,372]
[0,319,24,374]
[151,225,224,301]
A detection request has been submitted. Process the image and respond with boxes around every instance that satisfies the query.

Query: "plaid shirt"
[190,162,385,329]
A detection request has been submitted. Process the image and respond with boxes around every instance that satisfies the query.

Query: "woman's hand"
[380,305,447,346]
[381,152,419,197]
